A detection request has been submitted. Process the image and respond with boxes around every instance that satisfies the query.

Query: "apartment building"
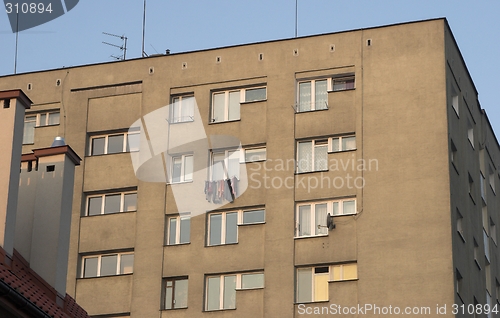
[0,18,499,317]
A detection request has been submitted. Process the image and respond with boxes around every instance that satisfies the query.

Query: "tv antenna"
[102,32,127,60]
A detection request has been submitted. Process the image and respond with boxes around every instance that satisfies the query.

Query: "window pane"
[180,217,190,244]
[165,285,173,309]
[174,279,188,308]
[315,80,328,110]
[91,137,105,155]
[100,255,118,276]
[343,264,357,280]
[212,153,225,181]
[343,200,355,215]
[225,212,238,244]
[184,155,193,181]
[169,218,177,245]
[120,254,134,274]
[209,214,222,245]
[213,93,225,122]
[172,157,182,183]
[332,202,340,216]
[88,196,102,216]
[207,277,220,311]
[104,194,121,214]
[245,148,266,162]
[181,96,195,122]
[83,257,98,278]
[314,145,328,171]
[315,204,327,235]
[297,268,312,303]
[241,273,264,289]
[227,150,240,179]
[39,114,47,126]
[108,134,124,154]
[331,138,340,152]
[342,136,356,150]
[127,132,140,152]
[23,118,36,144]
[228,91,240,121]
[172,97,181,123]
[299,205,311,236]
[223,275,236,309]
[298,141,312,173]
[314,273,329,301]
[243,210,265,224]
[298,82,311,112]
[48,112,60,125]
[245,87,266,102]
[124,193,137,211]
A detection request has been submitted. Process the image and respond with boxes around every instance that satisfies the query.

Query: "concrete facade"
[0,18,499,317]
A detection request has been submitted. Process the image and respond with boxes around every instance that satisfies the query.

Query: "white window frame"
[489,165,496,194]
[297,78,330,112]
[89,131,140,156]
[163,277,188,310]
[205,272,264,311]
[451,87,459,116]
[296,199,356,238]
[167,214,191,245]
[457,209,465,242]
[296,263,357,303]
[297,139,329,173]
[210,149,240,181]
[207,209,265,246]
[242,146,267,163]
[170,95,195,123]
[23,115,37,144]
[170,154,193,183]
[81,252,134,278]
[330,135,356,152]
[36,111,60,127]
[332,75,355,92]
[211,86,266,123]
[468,118,474,148]
[85,191,137,216]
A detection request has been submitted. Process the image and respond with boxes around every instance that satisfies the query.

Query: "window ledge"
[168,180,194,185]
[162,307,188,311]
[241,99,267,105]
[452,162,459,175]
[296,108,329,114]
[327,278,358,283]
[84,210,137,217]
[206,242,239,248]
[165,242,191,247]
[243,159,267,163]
[36,124,60,128]
[295,300,329,305]
[22,143,35,146]
[85,152,130,158]
[209,119,241,125]
[205,308,237,312]
[457,231,466,243]
[469,193,476,205]
[328,149,356,154]
[238,222,266,226]
[78,273,133,279]
[474,259,482,270]
[236,287,264,291]
[294,234,329,240]
[295,169,329,175]
[328,88,356,93]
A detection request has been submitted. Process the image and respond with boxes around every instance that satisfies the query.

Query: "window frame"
[330,135,356,152]
[169,153,194,184]
[205,272,264,311]
[211,86,266,123]
[242,146,267,163]
[332,75,355,92]
[297,78,330,112]
[207,208,265,246]
[166,214,191,245]
[297,139,329,173]
[163,277,189,310]
[170,95,195,123]
[296,263,357,303]
[85,191,138,216]
[210,148,241,181]
[296,199,356,238]
[81,252,134,278]
[88,130,140,156]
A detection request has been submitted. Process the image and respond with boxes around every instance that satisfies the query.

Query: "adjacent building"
[0,18,499,317]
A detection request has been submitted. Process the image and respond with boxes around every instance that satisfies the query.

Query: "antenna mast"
[295,0,298,37]
[102,32,128,60]
[142,0,147,57]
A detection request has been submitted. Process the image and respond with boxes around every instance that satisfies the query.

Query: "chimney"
[0,90,31,258]
[16,138,81,297]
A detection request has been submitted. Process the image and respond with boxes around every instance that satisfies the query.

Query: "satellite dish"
[326,214,335,230]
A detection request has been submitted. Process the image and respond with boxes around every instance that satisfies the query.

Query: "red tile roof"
[0,248,89,318]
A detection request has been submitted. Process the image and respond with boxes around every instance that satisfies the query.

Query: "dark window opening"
[46,165,55,172]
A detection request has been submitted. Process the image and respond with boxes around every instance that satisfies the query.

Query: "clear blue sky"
[1,0,499,135]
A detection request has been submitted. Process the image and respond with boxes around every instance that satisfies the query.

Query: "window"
[296,199,356,237]
[243,147,266,162]
[163,277,188,310]
[456,269,463,296]
[38,111,60,126]
[206,272,264,311]
[296,264,357,303]
[484,229,490,263]
[332,76,355,92]
[298,79,328,112]
[207,209,265,246]
[450,140,457,167]
[170,154,193,183]
[23,115,36,144]
[82,252,134,278]
[297,139,328,173]
[481,172,486,203]
[89,131,140,156]
[468,119,474,148]
[210,149,240,181]
[86,191,137,216]
[331,136,356,152]
[211,87,266,123]
[457,209,464,241]
[489,165,495,193]
[469,173,474,202]
[167,215,191,245]
[474,238,481,269]
[496,280,500,304]
[451,87,459,115]
[490,218,497,245]
[171,95,194,123]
